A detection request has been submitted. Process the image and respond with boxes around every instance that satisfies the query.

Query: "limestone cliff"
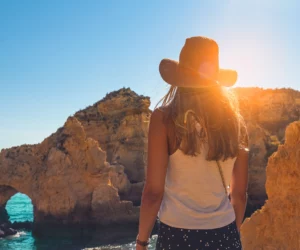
[0,88,150,225]
[1,87,299,228]
[74,88,151,183]
[234,88,300,205]
[0,117,139,225]
[240,121,300,250]
[235,88,300,134]
[0,88,151,224]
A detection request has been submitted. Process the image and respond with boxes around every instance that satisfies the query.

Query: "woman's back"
[159,140,236,229]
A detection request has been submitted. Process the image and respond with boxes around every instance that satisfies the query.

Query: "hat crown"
[159,36,237,88]
[179,37,219,74]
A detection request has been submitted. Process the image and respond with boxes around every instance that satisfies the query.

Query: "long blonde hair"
[157,85,247,161]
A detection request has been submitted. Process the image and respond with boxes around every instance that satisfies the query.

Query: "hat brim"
[159,59,237,88]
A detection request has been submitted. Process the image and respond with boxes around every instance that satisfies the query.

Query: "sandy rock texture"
[74,88,151,184]
[234,88,300,205]
[0,88,151,225]
[0,117,139,225]
[240,121,300,250]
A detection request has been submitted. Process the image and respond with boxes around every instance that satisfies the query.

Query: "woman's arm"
[136,109,169,247]
[230,148,249,231]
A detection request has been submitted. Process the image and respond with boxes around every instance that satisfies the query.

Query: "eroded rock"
[235,88,300,205]
[1,87,298,229]
[0,223,17,238]
[74,88,151,183]
[0,117,139,225]
[240,121,300,250]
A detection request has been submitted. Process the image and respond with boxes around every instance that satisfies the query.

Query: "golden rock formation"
[235,88,300,206]
[0,88,150,225]
[240,121,300,250]
[0,87,299,229]
[75,88,151,184]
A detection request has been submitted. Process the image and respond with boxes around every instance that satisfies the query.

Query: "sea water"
[0,193,157,250]
[0,193,35,250]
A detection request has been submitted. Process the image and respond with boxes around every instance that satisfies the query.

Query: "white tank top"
[158,145,236,229]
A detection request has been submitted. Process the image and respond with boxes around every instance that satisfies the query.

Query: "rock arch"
[0,117,139,225]
[4,191,33,224]
[0,186,18,223]
[0,89,151,227]
[0,186,18,208]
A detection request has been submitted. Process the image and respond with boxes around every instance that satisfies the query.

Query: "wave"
[1,231,27,240]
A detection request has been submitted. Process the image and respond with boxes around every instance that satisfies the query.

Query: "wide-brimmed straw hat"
[159,36,237,88]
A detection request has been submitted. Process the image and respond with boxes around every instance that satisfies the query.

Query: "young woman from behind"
[136,36,248,250]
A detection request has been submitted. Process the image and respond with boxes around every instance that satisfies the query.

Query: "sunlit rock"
[240,121,300,250]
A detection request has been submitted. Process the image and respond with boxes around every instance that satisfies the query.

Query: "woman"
[136,36,248,250]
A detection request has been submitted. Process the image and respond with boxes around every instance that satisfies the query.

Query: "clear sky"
[0,0,299,150]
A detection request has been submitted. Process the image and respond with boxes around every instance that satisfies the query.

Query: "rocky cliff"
[240,121,300,250]
[74,88,151,184]
[0,87,299,227]
[234,88,300,206]
[0,88,151,225]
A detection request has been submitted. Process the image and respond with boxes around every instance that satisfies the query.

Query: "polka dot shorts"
[155,221,242,250]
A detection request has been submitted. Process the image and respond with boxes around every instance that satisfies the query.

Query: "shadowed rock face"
[240,121,300,250]
[234,88,300,205]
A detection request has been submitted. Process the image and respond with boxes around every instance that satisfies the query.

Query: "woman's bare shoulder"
[151,108,166,125]
[156,105,171,113]
[153,106,172,123]
[150,107,173,134]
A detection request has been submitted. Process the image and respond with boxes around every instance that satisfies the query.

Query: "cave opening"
[5,193,34,224]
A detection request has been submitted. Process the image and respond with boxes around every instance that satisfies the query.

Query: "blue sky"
[0,0,299,150]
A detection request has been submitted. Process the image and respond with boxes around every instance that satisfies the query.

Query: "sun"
[218,36,273,88]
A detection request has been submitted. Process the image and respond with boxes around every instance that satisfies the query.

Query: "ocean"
[0,193,158,250]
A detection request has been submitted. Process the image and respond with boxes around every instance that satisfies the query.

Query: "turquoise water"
[0,193,35,250]
[0,193,157,250]
[5,193,34,223]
